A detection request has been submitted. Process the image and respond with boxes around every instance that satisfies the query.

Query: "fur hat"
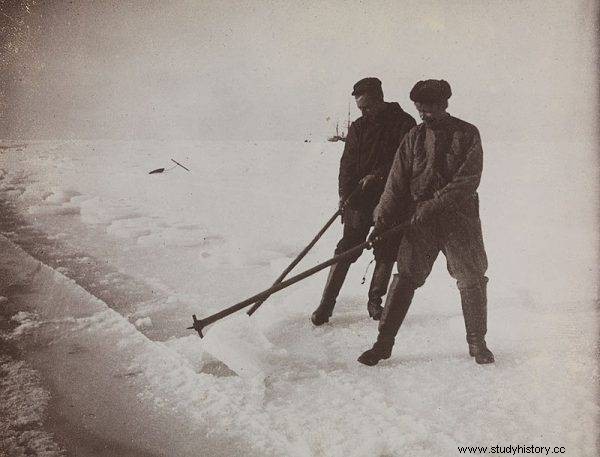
[352,77,382,97]
[409,79,452,103]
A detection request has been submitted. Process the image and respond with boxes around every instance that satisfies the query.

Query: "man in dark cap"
[311,77,416,326]
[357,79,494,366]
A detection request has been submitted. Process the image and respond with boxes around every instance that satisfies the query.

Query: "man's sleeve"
[430,127,483,212]
[338,124,359,200]
[373,133,413,227]
[373,116,416,181]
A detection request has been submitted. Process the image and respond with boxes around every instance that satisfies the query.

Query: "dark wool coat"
[338,102,416,213]
[376,114,484,226]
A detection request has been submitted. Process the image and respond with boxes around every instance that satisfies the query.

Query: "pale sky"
[1,0,598,141]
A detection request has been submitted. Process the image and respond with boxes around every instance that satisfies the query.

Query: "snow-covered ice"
[0,139,598,456]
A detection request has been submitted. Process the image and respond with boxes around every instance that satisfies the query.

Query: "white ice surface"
[0,140,598,456]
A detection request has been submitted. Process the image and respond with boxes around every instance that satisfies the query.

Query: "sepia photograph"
[0,1,598,456]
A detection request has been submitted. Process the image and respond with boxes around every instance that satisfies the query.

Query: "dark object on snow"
[149,158,190,175]
[351,77,382,97]
[171,158,190,172]
[247,185,362,317]
[409,79,452,103]
[188,223,410,338]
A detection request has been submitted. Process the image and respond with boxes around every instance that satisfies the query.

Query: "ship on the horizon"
[327,101,352,143]
[327,122,345,142]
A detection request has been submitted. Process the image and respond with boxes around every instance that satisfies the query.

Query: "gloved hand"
[367,224,385,247]
[339,197,347,224]
[411,200,437,226]
[359,174,381,191]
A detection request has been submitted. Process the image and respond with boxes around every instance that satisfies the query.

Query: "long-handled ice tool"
[246,186,362,316]
[188,223,407,338]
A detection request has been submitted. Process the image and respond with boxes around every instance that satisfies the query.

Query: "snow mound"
[43,189,80,205]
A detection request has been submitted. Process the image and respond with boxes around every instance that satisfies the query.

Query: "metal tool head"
[187,314,205,338]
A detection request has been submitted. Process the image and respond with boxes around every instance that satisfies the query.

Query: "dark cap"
[352,77,382,96]
[409,79,452,103]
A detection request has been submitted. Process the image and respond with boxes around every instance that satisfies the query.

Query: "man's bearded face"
[356,94,384,120]
[414,102,446,123]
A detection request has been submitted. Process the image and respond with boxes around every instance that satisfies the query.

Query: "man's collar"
[366,102,391,124]
[424,112,451,128]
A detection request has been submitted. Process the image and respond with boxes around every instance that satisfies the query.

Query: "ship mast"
[347,100,351,133]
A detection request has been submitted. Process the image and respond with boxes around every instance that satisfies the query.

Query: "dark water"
[0,195,171,457]
[0,187,241,456]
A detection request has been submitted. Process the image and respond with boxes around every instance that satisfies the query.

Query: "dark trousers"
[395,213,488,290]
[336,209,399,263]
[377,213,489,344]
[314,209,400,317]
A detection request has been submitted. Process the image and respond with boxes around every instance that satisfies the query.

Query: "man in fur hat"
[358,79,494,366]
[311,77,416,325]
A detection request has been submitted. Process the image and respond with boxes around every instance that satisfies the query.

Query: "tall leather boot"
[366,261,394,321]
[460,277,494,364]
[358,274,415,366]
[311,262,351,326]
